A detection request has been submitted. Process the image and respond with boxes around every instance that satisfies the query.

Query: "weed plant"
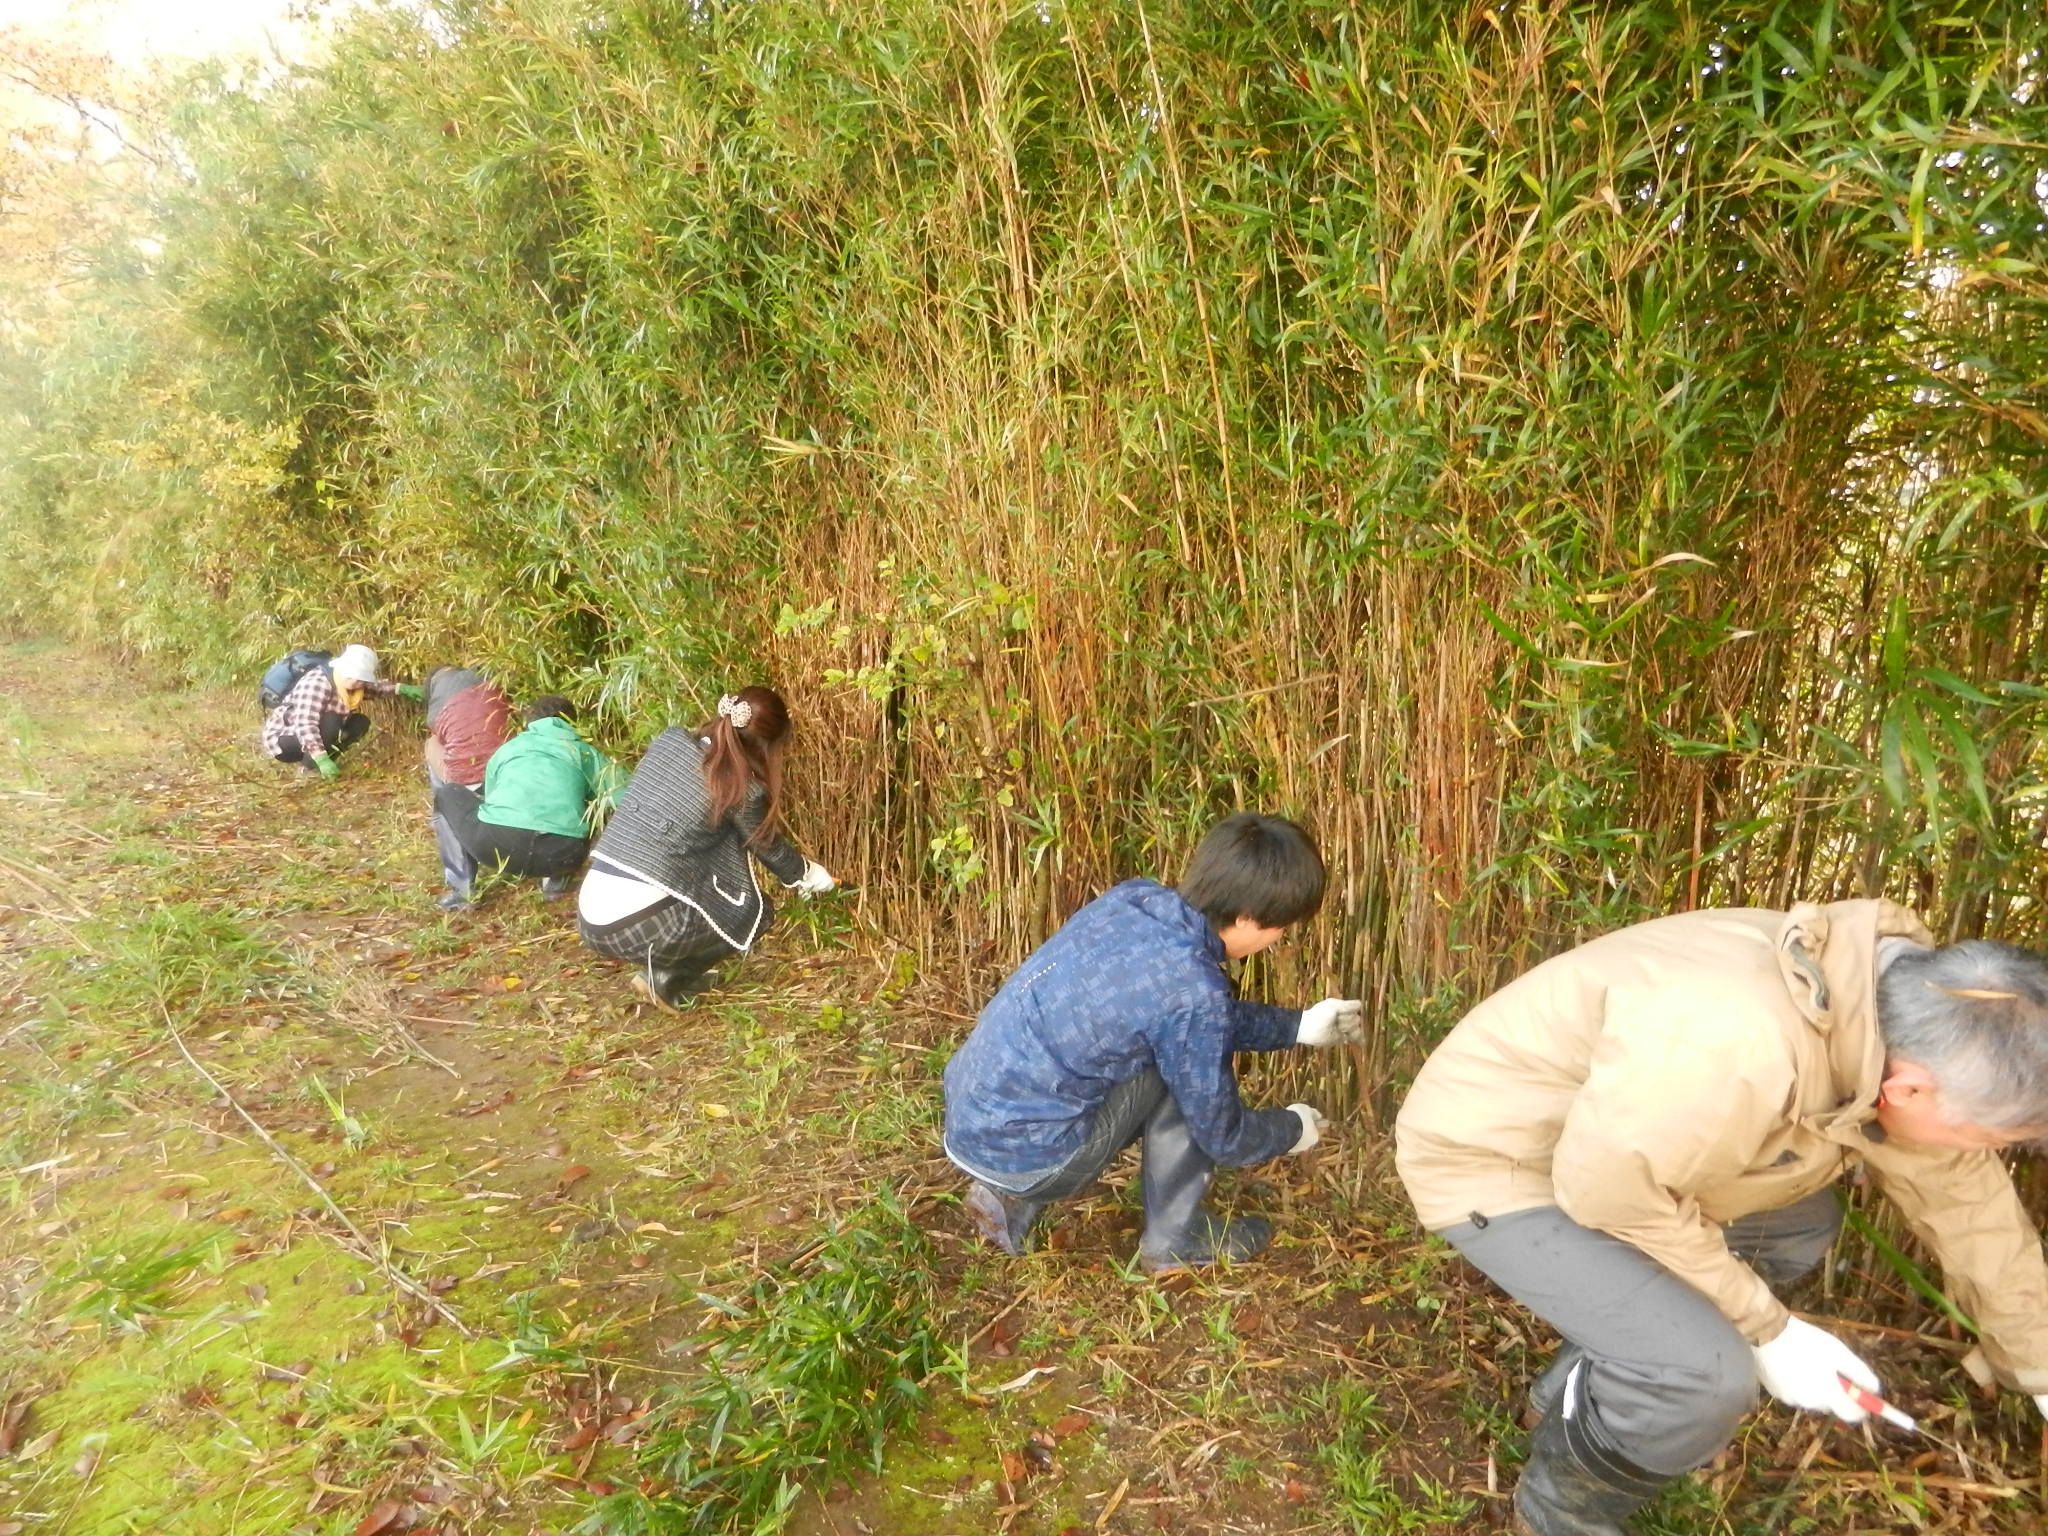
[583,1197,942,1535]
[54,1231,224,1335]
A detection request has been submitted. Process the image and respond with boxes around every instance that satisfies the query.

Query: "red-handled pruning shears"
[1837,1373,1919,1432]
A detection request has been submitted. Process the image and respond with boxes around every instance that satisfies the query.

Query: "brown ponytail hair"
[701,685,790,845]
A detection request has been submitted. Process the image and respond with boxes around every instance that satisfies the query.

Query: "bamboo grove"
[2,0,2046,1104]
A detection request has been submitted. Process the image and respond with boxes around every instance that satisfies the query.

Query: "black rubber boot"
[630,967,715,1011]
[1523,1343,1585,1429]
[964,1182,1045,1256]
[1135,1095,1272,1273]
[1513,1369,1668,1536]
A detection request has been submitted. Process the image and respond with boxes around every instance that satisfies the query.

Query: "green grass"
[53,1230,228,1335]
[581,1198,943,1536]
[1,694,44,789]
[0,655,978,1536]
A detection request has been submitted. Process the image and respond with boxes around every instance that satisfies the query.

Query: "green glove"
[314,755,341,781]
[395,683,425,703]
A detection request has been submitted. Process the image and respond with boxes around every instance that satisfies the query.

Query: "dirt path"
[0,643,2040,1535]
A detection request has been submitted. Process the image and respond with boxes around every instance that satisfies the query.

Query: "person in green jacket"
[431,695,622,911]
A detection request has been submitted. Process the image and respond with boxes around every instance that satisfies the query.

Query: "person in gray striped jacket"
[576,686,836,1007]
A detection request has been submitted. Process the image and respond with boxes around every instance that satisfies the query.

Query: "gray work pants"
[1440,1189,1842,1475]
[426,762,481,897]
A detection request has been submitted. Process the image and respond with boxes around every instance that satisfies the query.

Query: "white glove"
[1751,1317,1880,1424]
[792,860,836,896]
[1296,998,1364,1047]
[1286,1103,1325,1155]
[2034,1393,2048,1424]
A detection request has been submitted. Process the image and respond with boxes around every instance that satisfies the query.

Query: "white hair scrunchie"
[717,693,755,730]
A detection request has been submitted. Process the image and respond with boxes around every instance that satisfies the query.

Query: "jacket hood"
[526,716,582,742]
[1777,899,1934,1118]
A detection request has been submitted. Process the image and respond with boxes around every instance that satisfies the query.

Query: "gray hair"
[1876,940,2048,1133]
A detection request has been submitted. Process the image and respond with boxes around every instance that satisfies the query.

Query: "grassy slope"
[0,642,2040,1535]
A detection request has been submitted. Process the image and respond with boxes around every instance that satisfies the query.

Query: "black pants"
[973,1069,1171,1201]
[432,782,589,879]
[274,711,369,763]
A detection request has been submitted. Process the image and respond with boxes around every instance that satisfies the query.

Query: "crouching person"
[431,696,620,909]
[260,644,417,778]
[577,688,835,1007]
[941,813,1361,1274]
[1394,901,2048,1536]
[421,668,518,908]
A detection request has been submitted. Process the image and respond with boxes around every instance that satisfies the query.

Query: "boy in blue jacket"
[942,813,1362,1273]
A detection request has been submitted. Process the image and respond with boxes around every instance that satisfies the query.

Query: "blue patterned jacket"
[942,879,1304,1180]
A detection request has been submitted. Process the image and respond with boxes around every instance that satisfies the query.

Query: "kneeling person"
[433,696,620,906]
[942,813,1361,1273]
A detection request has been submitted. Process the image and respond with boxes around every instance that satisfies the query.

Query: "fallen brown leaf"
[988,1309,1025,1358]
[0,1395,34,1455]
[352,1501,407,1536]
[559,1422,600,1453]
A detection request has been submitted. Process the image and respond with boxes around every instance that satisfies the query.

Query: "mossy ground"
[2,645,2043,1535]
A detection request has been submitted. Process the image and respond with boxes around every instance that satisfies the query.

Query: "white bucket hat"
[331,644,380,684]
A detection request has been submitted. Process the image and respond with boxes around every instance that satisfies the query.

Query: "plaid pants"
[579,893,760,983]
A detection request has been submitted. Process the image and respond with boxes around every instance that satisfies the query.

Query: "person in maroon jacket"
[422,666,516,910]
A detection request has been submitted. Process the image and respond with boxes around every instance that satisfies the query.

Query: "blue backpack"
[258,649,332,713]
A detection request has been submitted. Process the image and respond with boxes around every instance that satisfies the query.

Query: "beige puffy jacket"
[1394,900,2048,1393]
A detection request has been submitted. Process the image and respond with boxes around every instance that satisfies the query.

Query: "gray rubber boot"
[964,1182,1045,1256]
[1135,1095,1271,1273]
[1513,1365,1667,1536]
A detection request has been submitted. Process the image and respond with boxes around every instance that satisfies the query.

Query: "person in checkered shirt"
[259,644,419,779]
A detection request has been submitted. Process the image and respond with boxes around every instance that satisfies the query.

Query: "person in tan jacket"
[1395,900,2048,1536]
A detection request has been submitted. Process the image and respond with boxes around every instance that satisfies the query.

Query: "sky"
[0,0,318,67]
